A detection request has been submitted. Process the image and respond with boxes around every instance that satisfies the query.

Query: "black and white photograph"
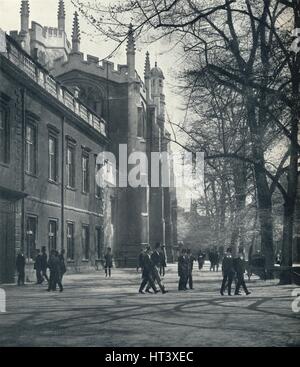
[0,0,300,350]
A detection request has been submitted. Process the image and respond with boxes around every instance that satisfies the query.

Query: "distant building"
[0,0,177,283]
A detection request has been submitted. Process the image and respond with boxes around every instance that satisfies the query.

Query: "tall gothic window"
[48,135,58,182]
[66,142,75,188]
[82,152,89,193]
[25,122,37,175]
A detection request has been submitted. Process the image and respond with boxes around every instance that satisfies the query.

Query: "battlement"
[52,51,130,84]
[30,21,70,51]
[1,34,107,138]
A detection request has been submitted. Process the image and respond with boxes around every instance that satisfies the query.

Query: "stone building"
[0,0,177,282]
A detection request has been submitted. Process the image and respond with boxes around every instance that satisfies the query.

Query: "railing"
[4,38,107,137]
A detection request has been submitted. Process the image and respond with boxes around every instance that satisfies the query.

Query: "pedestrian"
[208,249,214,271]
[234,252,251,296]
[34,249,43,284]
[159,245,167,277]
[213,251,220,272]
[41,246,49,283]
[104,247,113,277]
[187,249,195,289]
[59,249,67,281]
[137,247,146,273]
[139,246,158,294]
[16,251,25,286]
[178,248,189,291]
[220,248,235,296]
[197,250,205,270]
[47,250,63,292]
[145,243,168,293]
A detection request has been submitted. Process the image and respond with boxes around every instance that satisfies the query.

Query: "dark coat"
[222,255,235,274]
[48,255,61,276]
[59,254,67,274]
[178,255,189,277]
[160,250,167,267]
[233,257,245,275]
[41,253,48,271]
[142,254,155,278]
[16,254,25,272]
[104,253,113,268]
[151,251,161,267]
[34,254,42,271]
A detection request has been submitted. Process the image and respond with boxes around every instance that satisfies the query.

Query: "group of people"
[16,247,66,292]
[137,243,168,294]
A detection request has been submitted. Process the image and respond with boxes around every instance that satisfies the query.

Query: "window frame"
[82,224,90,261]
[81,151,90,194]
[25,120,38,176]
[48,219,58,253]
[48,133,59,183]
[66,139,76,189]
[66,221,75,262]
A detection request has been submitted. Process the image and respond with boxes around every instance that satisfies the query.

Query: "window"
[25,123,37,175]
[95,155,103,199]
[48,220,57,252]
[137,105,146,139]
[48,135,58,182]
[96,227,103,260]
[82,153,89,193]
[26,216,37,260]
[82,225,90,260]
[67,222,75,261]
[66,143,75,188]
[0,106,9,164]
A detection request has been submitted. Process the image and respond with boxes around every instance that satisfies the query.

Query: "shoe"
[59,288,63,292]
[139,290,145,294]
[154,290,159,294]
[162,290,168,294]
[228,294,232,296]
[145,289,153,294]
[47,289,51,292]
[220,291,224,296]
[246,291,251,295]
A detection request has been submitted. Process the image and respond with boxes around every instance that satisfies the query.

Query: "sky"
[0,0,195,209]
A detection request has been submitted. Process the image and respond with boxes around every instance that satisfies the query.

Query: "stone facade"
[0,0,177,282]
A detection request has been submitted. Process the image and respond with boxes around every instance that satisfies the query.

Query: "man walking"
[178,248,189,291]
[104,247,113,277]
[34,249,43,284]
[139,246,158,294]
[234,252,251,296]
[137,247,146,273]
[16,251,25,286]
[47,250,63,292]
[220,248,235,296]
[59,249,67,282]
[187,249,195,289]
[41,246,49,283]
[146,243,167,294]
[159,245,167,277]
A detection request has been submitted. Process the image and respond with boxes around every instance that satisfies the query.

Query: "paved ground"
[0,263,300,347]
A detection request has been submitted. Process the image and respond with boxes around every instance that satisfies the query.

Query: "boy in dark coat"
[139,247,158,294]
[104,247,113,277]
[178,248,189,291]
[16,251,25,286]
[41,246,49,283]
[47,250,63,292]
[220,248,235,296]
[234,253,251,295]
[187,249,196,289]
[34,249,43,284]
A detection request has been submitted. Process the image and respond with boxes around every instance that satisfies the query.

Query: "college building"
[0,0,177,283]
